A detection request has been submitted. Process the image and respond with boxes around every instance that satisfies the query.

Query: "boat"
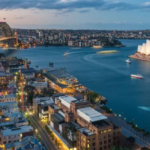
[131,74,143,79]
[126,59,131,63]
[64,51,69,56]
[97,50,119,54]
[93,45,102,49]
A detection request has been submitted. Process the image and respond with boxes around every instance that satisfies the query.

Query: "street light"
[35,129,38,133]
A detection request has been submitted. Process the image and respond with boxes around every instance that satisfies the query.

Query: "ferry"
[97,50,119,54]
[131,74,143,79]
[126,59,131,63]
[64,51,69,57]
[93,45,102,49]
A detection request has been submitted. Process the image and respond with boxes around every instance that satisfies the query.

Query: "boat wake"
[83,53,129,76]
[138,106,150,112]
[67,51,93,55]
[71,48,81,50]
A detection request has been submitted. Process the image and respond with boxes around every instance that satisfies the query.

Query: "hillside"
[0,22,12,37]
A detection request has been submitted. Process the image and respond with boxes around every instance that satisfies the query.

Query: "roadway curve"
[0,36,17,41]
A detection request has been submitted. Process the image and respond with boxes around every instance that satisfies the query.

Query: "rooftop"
[49,104,59,110]
[78,128,94,136]
[92,120,110,128]
[33,97,53,104]
[47,68,70,79]
[0,101,17,108]
[77,107,107,123]
[73,100,88,104]
[2,125,33,136]
[0,71,13,77]
[59,96,77,108]
[42,73,68,89]
[0,94,16,100]
[10,68,36,74]
[31,81,47,87]
[51,113,64,123]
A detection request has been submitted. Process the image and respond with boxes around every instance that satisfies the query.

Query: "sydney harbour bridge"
[0,22,18,47]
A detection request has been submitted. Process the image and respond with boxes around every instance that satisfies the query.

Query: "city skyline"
[1,0,150,30]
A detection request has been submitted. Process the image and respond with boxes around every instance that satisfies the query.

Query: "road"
[0,36,17,41]
[108,115,150,147]
[28,114,57,150]
[95,106,150,148]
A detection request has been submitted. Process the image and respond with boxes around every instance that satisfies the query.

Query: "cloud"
[0,0,142,12]
[78,9,90,13]
[14,16,24,19]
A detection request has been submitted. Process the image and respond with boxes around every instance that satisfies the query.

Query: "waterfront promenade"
[96,106,150,148]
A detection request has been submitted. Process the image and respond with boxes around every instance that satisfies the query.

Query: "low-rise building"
[0,101,18,109]
[1,126,33,145]
[0,71,14,85]
[33,97,54,119]
[0,94,16,103]
[29,81,47,93]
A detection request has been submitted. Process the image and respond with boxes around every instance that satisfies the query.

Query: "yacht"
[64,51,69,57]
[126,59,131,63]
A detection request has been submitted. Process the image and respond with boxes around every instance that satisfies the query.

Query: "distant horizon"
[1,0,150,30]
[11,27,150,31]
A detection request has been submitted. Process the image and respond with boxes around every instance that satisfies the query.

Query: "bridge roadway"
[0,36,17,41]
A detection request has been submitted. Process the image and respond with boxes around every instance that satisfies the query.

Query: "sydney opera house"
[130,40,150,61]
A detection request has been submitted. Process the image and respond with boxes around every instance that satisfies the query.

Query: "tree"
[143,132,150,137]
[86,91,102,103]
[51,134,54,140]
[41,88,54,97]
[112,146,129,150]
[101,106,113,114]
[24,85,35,104]
[141,147,150,150]
[127,136,135,144]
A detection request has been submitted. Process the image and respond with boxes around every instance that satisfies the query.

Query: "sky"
[1,0,150,30]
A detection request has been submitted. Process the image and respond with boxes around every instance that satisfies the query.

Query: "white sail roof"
[137,40,150,55]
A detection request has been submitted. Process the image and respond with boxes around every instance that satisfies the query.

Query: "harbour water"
[1,39,150,131]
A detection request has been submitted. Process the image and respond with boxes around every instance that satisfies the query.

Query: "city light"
[35,129,38,133]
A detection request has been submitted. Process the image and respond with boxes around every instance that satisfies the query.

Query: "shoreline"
[129,55,150,62]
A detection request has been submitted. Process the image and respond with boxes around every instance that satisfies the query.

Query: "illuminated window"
[108,129,111,132]
[87,144,90,148]
[104,130,107,133]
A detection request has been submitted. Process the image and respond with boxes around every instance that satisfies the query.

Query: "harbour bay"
[1,39,150,131]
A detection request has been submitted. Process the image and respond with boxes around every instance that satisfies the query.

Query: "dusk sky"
[1,0,150,30]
